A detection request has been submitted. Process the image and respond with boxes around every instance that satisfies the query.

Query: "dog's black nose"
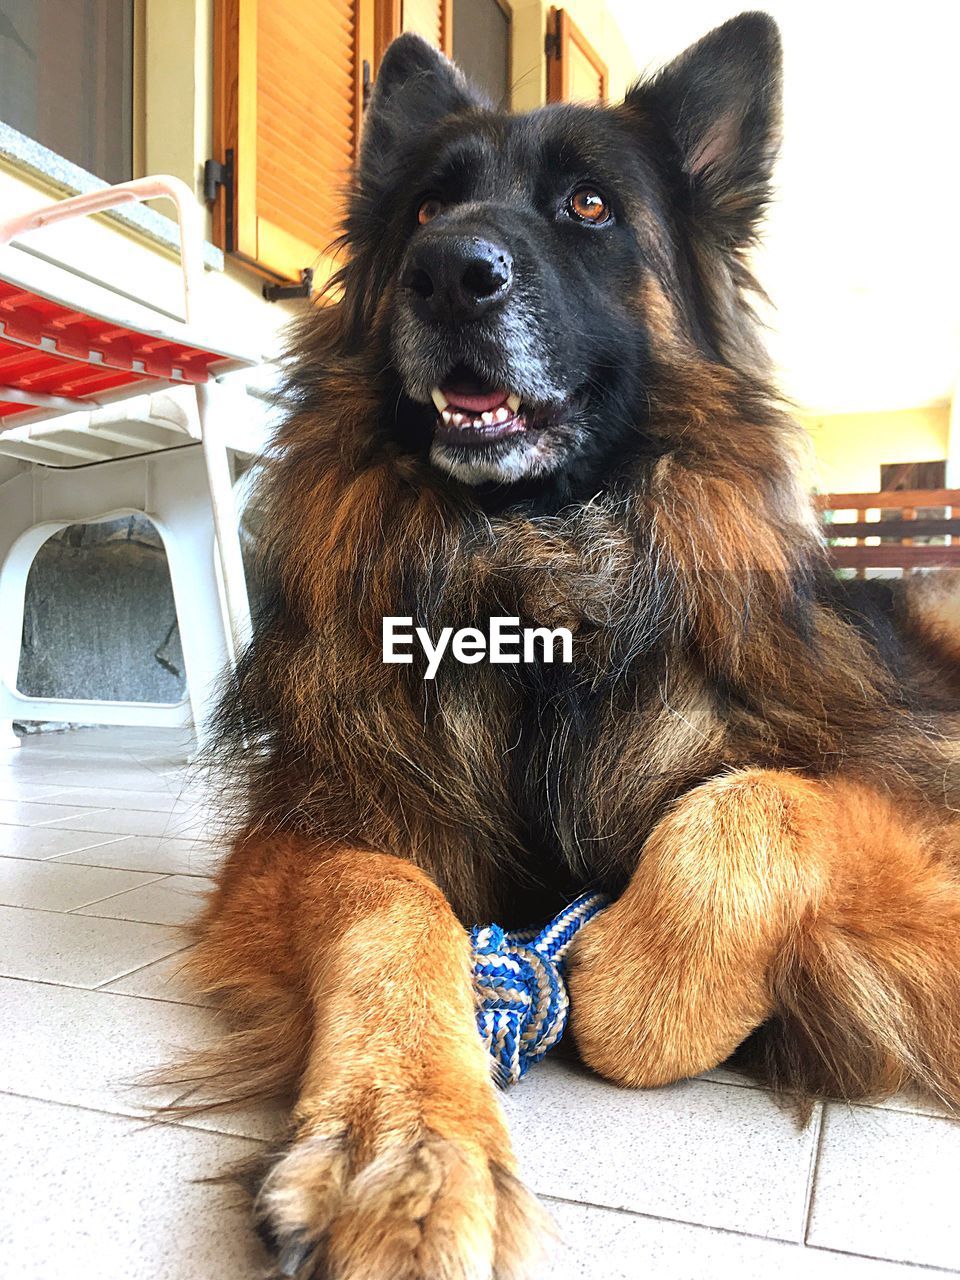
[402,236,513,323]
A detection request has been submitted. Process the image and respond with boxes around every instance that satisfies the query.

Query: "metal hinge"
[544,11,561,59]
[263,268,314,303]
[203,150,235,251]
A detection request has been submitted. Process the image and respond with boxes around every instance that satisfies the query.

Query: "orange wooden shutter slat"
[261,10,355,53]
[255,0,356,271]
[256,113,353,163]
[260,20,356,89]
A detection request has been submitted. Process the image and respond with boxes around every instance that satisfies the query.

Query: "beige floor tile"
[0,1093,267,1280]
[0,974,210,1116]
[38,807,200,838]
[0,976,286,1140]
[0,904,183,987]
[76,874,213,926]
[546,1199,959,1280]
[0,857,164,911]
[501,1059,817,1241]
[7,725,959,1280]
[48,834,224,876]
[99,948,217,1006]
[0,824,124,860]
[807,1103,960,1270]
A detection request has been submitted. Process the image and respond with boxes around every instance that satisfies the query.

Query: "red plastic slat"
[0,281,238,424]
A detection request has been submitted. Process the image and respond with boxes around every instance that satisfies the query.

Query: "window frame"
[376,0,452,63]
[545,6,609,104]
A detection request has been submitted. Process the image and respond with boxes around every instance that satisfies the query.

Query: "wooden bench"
[816,488,960,574]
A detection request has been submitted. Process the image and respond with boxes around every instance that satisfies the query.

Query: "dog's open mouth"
[430,367,526,447]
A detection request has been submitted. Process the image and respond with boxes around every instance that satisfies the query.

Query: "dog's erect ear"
[628,12,782,243]
[359,35,488,186]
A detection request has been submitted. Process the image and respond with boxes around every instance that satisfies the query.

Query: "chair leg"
[150,449,234,750]
[194,380,252,662]
[0,470,39,746]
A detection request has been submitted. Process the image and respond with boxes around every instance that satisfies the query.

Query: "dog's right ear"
[359,35,487,186]
[627,12,782,246]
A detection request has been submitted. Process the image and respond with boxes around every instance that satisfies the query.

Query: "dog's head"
[337,12,781,490]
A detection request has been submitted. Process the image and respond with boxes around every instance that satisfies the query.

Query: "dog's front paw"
[254,1121,547,1280]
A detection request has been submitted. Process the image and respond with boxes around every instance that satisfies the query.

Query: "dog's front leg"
[566,769,827,1087]
[245,846,545,1280]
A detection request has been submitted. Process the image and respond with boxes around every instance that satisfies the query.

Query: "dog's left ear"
[359,34,488,188]
[628,12,782,244]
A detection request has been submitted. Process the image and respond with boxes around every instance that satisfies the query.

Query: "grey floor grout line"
[1,853,219,875]
[800,1243,960,1276]
[10,981,210,1009]
[0,835,130,858]
[46,857,216,875]
[539,1191,799,1246]
[65,873,174,913]
[0,1087,267,1145]
[799,1098,825,1245]
[30,816,213,839]
[541,1193,960,1275]
[19,808,116,825]
[1,961,194,997]
[55,857,215,874]
[0,899,180,922]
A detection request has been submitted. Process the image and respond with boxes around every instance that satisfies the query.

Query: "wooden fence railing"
[816,488,960,574]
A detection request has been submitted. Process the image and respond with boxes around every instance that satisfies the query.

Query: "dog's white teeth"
[441,409,453,425]
[481,411,494,425]
[431,388,449,412]
[495,406,510,423]
[506,393,521,413]
[452,411,466,426]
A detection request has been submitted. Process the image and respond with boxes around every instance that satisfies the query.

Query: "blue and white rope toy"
[470,890,610,1086]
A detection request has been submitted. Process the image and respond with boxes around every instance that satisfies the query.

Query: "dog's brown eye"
[417,198,445,226]
[568,187,610,225]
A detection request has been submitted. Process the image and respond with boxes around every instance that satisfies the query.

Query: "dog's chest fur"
[358,499,726,901]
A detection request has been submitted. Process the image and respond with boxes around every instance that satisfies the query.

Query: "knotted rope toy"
[471,890,610,1086]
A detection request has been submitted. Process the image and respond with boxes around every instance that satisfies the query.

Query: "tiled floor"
[2,727,958,1279]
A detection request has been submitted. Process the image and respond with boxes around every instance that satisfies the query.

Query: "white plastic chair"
[0,177,265,749]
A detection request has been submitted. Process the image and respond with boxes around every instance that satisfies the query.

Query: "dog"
[182,13,960,1278]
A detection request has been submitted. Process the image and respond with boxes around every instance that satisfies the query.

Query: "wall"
[803,404,951,494]
[603,0,960,424]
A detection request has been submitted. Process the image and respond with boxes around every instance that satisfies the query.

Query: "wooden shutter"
[546,8,608,104]
[212,0,375,286]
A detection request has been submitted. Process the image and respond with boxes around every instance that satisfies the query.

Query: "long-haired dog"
[182,13,960,1278]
